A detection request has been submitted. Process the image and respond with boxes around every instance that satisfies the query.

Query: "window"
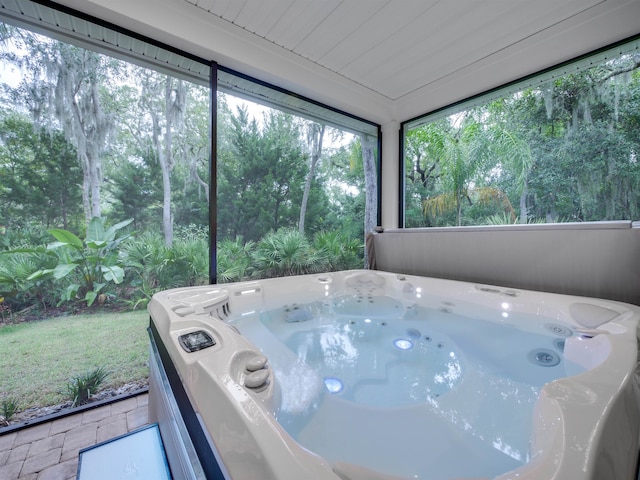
[0,0,380,424]
[216,69,380,281]
[0,1,212,421]
[402,37,640,228]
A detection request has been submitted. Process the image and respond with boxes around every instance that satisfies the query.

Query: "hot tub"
[147,270,640,480]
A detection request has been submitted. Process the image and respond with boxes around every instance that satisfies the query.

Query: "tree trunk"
[161,79,175,247]
[88,149,102,220]
[80,154,92,225]
[362,134,378,265]
[519,183,528,224]
[59,54,108,223]
[147,77,185,247]
[299,123,325,234]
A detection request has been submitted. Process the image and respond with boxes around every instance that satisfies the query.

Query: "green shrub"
[1,397,19,424]
[27,217,134,307]
[0,248,60,312]
[313,230,363,271]
[122,229,209,307]
[171,231,209,286]
[250,228,328,278]
[217,237,254,283]
[63,366,110,407]
[0,224,50,250]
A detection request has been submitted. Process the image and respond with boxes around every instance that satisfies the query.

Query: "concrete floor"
[0,392,148,480]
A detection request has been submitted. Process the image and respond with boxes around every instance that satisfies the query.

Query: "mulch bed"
[1,379,149,428]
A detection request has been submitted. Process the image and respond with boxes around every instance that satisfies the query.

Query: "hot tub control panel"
[178,330,216,353]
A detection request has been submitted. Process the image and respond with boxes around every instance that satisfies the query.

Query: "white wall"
[373,222,640,305]
[380,121,400,228]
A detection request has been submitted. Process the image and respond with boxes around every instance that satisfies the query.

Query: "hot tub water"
[230,285,585,479]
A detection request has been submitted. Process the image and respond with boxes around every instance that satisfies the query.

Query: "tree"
[406,52,640,227]
[177,85,211,227]
[521,60,640,222]
[3,31,117,224]
[404,121,447,226]
[299,122,325,234]
[0,115,83,230]
[218,107,309,242]
[107,152,162,231]
[361,134,378,237]
[419,113,492,226]
[139,71,186,246]
[483,100,534,223]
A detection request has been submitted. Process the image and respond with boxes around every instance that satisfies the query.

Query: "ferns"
[251,228,325,278]
[3,224,364,313]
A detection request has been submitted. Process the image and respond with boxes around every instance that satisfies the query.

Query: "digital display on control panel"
[179,330,216,352]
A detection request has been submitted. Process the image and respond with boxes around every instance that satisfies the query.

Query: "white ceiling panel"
[214,0,245,22]
[293,1,389,62]
[338,1,476,84]
[242,1,296,37]
[256,0,342,48]
[317,1,440,73]
[181,0,623,104]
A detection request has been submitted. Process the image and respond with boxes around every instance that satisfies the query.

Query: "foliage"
[423,187,516,223]
[0,248,58,312]
[63,366,110,407]
[483,212,547,225]
[27,217,133,306]
[0,224,52,250]
[0,115,83,231]
[0,225,60,312]
[218,107,332,243]
[0,397,18,424]
[405,55,640,227]
[0,297,10,322]
[251,228,328,278]
[3,31,120,223]
[106,153,162,231]
[217,237,254,283]
[1,28,370,292]
[313,230,363,271]
[122,228,209,308]
[2,225,363,315]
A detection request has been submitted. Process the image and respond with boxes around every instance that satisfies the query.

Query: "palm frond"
[422,192,459,218]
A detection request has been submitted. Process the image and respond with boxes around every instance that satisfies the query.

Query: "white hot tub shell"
[148,270,640,480]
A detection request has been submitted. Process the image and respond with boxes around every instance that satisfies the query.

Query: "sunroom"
[1,0,640,479]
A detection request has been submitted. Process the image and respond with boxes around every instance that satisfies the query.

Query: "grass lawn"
[0,310,149,410]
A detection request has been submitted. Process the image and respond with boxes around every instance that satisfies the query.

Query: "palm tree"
[251,228,328,278]
[421,114,486,225]
[421,107,533,225]
[484,103,534,223]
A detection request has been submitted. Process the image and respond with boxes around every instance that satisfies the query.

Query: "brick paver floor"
[0,393,148,480]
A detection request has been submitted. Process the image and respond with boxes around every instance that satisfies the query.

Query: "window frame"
[399,33,640,228]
